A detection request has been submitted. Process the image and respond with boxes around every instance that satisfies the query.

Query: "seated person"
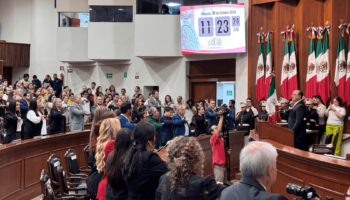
[220,141,288,200]
[156,136,232,200]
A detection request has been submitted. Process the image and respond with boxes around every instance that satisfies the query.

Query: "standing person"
[46,94,55,115]
[91,82,96,94]
[61,95,71,124]
[49,98,66,135]
[89,107,109,145]
[68,93,74,104]
[32,75,41,90]
[147,107,163,149]
[122,122,168,200]
[52,74,62,98]
[324,96,346,156]
[20,92,31,125]
[109,85,116,94]
[96,118,121,200]
[246,98,258,117]
[105,128,133,200]
[28,83,35,94]
[23,98,45,140]
[21,81,30,95]
[80,91,91,124]
[132,86,141,100]
[205,99,220,132]
[45,87,54,102]
[69,94,88,132]
[288,90,307,150]
[3,101,21,143]
[229,99,235,129]
[220,142,288,200]
[132,98,143,122]
[94,86,103,103]
[117,102,136,130]
[160,107,174,145]
[184,99,196,124]
[63,86,70,94]
[107,94,119,112]
[156,136,231,200]
[148,90,162,120]
[163,95,174,109]
[305,99,319,130]
[144,93,153,106]
[312,95,326,143]
[3,87,9,101]
[258,101,268,121]
[235,103,254,136]
[2,79,8,90]
[174,96,184,109]
[91,96,102,121]
[209,114,231,183]
[193,106,207,137]
[279,98,290,122]
[42,75,53,88]
[0,90,6,119]
[22,73,29,82]
[172,106,188,136]
[121,88,130,102]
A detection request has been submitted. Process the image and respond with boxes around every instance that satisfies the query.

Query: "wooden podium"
[256,121,294,147]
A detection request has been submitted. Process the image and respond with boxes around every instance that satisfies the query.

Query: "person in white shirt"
[324,96,346,156]
[3,87,9,101]
[246,98,258,117]
[144,93,153,106]
[184,99,196,125]
[80,91,91,123]
[61,95,71,124]
[23,98,46,139]
[91,82,96,95]
[46,94,56,115]
[174,96,185,110]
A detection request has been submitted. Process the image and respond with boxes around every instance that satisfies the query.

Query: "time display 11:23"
[198,16,240,37]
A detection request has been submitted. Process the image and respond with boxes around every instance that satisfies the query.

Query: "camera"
[217,104,229,116]
[286,183,333,200]
[195,100,201,104]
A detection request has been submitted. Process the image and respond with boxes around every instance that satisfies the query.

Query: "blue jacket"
[52,78,62,93]
[160,116,174,144]
[20,100,29,124]
[228,109,235,130]
[204,107,218,131]
[172,113,187,136]
[32,79,42,90]
[117,115,136,130]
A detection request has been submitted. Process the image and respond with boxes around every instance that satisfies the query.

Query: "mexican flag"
[266,76,279,124]
[319,26,330,103]
[335,25,347,102]
[305,36,317,98]
[346,25,350,105]
[288,33,298,98]
[265,32,272,100]
[256,33,265,101]
[281,40,289,99]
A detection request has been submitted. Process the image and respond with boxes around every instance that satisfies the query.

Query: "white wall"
[56,0,89,12]
[89,0,134,6]
[135,15,182,57]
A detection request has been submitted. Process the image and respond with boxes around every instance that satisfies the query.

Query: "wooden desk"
[158,131,245,180]
[0,131,90,200]
[252,122,350,199]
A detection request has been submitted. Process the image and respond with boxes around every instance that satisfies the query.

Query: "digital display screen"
[180,4,246,54]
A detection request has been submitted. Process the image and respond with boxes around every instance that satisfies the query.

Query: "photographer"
[235,103,254,136]
[209,114,231,183]
[42,74,53,88]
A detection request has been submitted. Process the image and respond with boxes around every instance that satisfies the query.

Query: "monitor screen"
[180,3,246,54]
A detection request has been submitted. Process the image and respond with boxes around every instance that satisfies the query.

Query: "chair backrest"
[40,169,56,200]
[47,154,61,191]
[84,144,90,168]
[325,134,333,144]
[332,128,340,155]
[56,162,69,195]
[65,149,80,174]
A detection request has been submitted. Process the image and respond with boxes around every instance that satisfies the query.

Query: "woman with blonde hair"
[95,118,121,200]
[156,136,231,200]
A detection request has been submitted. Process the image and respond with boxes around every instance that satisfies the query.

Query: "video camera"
[217,104,229,116]
[286,183,333,200]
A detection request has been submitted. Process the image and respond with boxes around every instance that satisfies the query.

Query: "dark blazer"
[3,112,18,144]
[52,78,62,96]
[49,108,66,135]
[220,176,288,200]
[172,113,187,136]
[228,109,235,130]
[132,106,139,122]
[125,151,168,200]
[287,100,307,150]
[160,116,174,144]
[156,172,230,200]
[193,114,207,136]
[32,79,42,90]
[117,115,136,130]
[204,107,218,131]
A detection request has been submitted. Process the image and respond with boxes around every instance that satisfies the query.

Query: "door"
[191,82,216,106]
[3,67,12,85]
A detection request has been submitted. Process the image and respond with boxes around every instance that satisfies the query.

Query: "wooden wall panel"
[189,59,235,75]
[0,160,22,199]
[0,42,30,68]
[24,152,50,189]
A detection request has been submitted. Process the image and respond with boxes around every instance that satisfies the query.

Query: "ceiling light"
[118,9,123,11]
[168,3,181,6]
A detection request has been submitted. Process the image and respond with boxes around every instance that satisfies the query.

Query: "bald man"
[172,106,189,136]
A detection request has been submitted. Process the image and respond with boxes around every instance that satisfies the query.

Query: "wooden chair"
[56,162,87,199]
[64,149,89,177]
[311,127,340,155]
[83,145,91,170]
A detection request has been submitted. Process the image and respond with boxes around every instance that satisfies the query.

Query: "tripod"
[221,114,231,181]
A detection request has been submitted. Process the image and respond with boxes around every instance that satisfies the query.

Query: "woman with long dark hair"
[3,100,21,143]
[49,98,66,135]
[324,96,346,156]
[94,86,103,104]
[193,106,207,137]
[163,95,174,108]
[132,98,143,122]
[46,94,56,115]
[0,90,7,119]
[23,98,45,139]
[122,122,168,200]
[105,128,133,200]
[156,136,231,199]
[109,85,116,94]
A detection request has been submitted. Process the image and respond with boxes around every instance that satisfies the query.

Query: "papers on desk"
[324,154,345,160]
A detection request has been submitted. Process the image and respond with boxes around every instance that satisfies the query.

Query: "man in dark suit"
[220,141,288,200]
[288,90,307,150]
[52,73,62,98]
[204,99,222,132]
